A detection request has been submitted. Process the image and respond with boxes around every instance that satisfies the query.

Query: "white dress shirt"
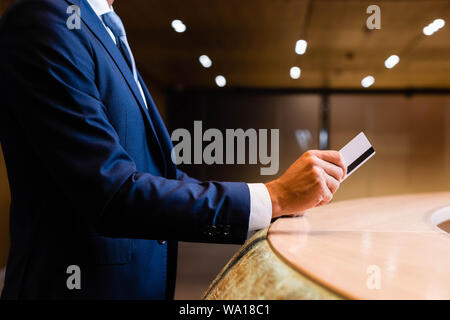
[86,0,273,233]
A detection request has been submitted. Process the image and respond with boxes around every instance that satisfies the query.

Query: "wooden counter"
[204,192,450,300]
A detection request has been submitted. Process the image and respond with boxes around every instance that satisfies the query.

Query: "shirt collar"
[86,0,113,17]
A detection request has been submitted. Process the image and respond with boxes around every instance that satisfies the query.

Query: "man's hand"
[265,150,347,219]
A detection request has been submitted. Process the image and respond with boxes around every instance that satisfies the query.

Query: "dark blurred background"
[1,0,450,299]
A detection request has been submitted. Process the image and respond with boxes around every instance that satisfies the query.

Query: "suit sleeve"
[0,2,250,244]
[176,169,201,183]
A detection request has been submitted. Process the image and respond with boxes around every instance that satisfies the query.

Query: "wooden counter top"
[204,193,450,300]
[268,192,450,299]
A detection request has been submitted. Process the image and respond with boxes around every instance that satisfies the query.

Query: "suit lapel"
[65,0,168,175]
[137,73,176,178]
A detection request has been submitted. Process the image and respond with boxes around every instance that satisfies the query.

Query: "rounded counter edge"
[202,228,345,300]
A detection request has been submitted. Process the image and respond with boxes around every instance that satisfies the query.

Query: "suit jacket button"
[208,225,217,236]
[158,240,166,245]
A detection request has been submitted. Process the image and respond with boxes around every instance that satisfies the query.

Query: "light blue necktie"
[102,11,147,107]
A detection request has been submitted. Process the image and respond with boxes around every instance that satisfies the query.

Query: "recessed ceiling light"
[171,19,186,33]
[361,75,375,88]
[384,55,400,69]
[215,75,226,87]
[290,66,301,79]
[199,55,212,68]
[423,25,434,36]
[295,40,308,55]
[433,18,446,29]
[423,18,445,36]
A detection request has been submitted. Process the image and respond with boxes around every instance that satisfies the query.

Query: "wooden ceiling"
[2,0,450,89]
[114,0,450,89]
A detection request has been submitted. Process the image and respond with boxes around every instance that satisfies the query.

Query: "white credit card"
[339,132,375,180]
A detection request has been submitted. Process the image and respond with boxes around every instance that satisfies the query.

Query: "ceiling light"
[290,66,301,79]
[423,18,445,36]
[171,19,186,33]
[199,55,212,68]
[423,25,434,36]
[384,55,400,69]
[295,40,308,55]
[215,75,226,87]
[433,18,445,29]
[361,76,375,88]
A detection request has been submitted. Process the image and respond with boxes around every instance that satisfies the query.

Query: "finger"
[317,176,338,207]
[323,187,333,203]
[325,173,340,194]
[316,157,344,181]
[316,175,333,206]
[314,150,347,178]
[317,188,333,206]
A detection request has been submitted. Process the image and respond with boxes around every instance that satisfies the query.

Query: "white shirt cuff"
[247,183,272,233]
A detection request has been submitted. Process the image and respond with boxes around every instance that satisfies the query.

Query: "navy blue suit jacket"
[0,0,250,299]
